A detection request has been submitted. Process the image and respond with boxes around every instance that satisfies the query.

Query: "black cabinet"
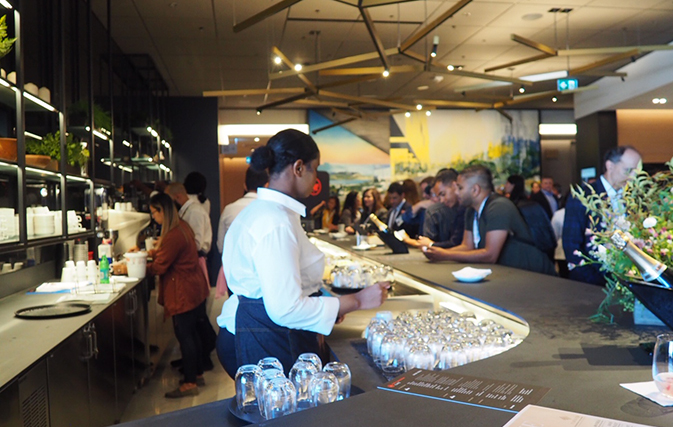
[0,380,21,427]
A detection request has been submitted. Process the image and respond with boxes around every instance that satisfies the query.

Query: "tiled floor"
[119,291,235,423]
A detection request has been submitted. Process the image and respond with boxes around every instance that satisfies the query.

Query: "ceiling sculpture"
[201,0,673,126]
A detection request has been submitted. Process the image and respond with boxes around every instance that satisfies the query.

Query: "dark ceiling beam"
[399,0,473,52]
[557,45,673,56]
[511,34,557,56]
[319,90,417,110]
[414,99,494,109]
[484,53,553,73]
[568,49,639,76]
[312,118,358,134]
[233,0,303,33]
[256,91,313,112]
[359,7,390,71]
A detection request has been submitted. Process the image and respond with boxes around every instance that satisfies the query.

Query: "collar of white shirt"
[257,187,307,217]
[599,175,622,200]
[179,197,195,217]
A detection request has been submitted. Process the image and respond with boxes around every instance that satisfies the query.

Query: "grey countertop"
[119,236,673,426]
[0,277,142,389]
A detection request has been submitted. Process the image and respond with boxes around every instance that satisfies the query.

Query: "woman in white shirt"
[217,129,389,376]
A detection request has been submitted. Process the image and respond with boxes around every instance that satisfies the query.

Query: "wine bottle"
[368,214,389,233]
[611,230,672,289]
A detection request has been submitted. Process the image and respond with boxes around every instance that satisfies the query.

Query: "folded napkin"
[621,381,673,406]
[452,267,493,280]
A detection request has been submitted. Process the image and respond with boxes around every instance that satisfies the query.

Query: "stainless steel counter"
[0,278,142,389]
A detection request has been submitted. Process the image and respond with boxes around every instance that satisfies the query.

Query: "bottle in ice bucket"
[611,230,672,288]
[99,255,110,284]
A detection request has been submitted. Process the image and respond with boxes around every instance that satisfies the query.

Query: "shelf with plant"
[571,158,673,323]
[26,131,90,174]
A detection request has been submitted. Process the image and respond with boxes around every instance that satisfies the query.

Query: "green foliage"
[572,158,673,322]
[0,15,16,59]
[68,101,112,132]
[26,132,90,167]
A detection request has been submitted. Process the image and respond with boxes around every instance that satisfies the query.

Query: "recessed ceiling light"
[417,85,429,91]
[382,69,390,77]
[254,137,260,142]
[426,110,432,116]
[653,98,667,104]
[522,13,543,21]
[447,65,455,71]
[416,104,423,110]
[274,56,282,65]
[433,75,444,83]
[519,86,525,94]
[405,111,411,118]
[551,97,558,103]
[294,64,302,71]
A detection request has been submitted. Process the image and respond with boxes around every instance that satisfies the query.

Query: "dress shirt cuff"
[317,296,341,336]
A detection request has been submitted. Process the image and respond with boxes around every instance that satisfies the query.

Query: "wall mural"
[390,109,541,189]
[308,109,541,197]
[308,110,391,197]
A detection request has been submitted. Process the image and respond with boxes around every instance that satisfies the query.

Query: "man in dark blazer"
[530,176,558,219]
[386,181,412,233]
[563,146,641,286]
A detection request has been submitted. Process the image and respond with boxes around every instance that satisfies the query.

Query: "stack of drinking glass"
[330,263,394,290]
[235,354,352,420]
[365,309,520,378]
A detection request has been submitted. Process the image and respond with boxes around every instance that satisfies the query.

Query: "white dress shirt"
[600,175,624,214]
[188,194,210,215]
[472,196,489,248]
[217,192,257,254]
[217,188,340,336]
[179,198,213,254]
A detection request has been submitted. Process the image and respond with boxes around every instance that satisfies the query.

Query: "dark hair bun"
[250,145,275,171]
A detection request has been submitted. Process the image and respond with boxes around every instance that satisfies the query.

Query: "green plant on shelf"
[68,100,112,133]
[26,131,90,167]
[0,15,16,59]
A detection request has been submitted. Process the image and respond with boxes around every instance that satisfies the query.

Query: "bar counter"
[121,235,673,427]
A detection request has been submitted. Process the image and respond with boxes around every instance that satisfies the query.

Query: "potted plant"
[571,158,673,323]
[68,100,112,133]
[26,132,90,174]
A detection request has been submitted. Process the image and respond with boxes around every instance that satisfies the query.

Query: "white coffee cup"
[1,263,12,273]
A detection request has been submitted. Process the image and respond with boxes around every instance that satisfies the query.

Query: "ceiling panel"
[288,0,360,19]
[132,0,213,18]
[564,6,638,30]
[486,4,571,29]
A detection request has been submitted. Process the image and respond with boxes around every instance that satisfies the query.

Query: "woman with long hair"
[340,190,361,232]
[217,129,389,376]
[145,193,210,397]
[355,187,388,230]
[505,174,527,205]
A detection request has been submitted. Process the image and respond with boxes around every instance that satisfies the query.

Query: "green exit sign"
[557,78,578,91]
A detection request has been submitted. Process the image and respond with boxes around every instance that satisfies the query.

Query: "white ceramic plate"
[451,267,492,283]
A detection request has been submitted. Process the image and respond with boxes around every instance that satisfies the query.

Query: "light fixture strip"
[24,92,56,112]
[25,131,42,140]
[26,167,60,176]
[538,123,577,136]
[0,0,12,9]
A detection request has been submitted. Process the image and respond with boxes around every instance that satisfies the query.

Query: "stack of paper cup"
[76,261,87,282]
[61,260,76,282]
[87,260,98,283]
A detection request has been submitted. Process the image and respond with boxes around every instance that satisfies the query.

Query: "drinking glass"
[263,377,297,419]
[323,362,351,400]
[235,364,261,414]
[289,361,318,410]
[653,333,673,398]
[367,326,389,365]
[255,368,284,418]
[257,356,284,373]
[379,334,405,376]
[308,372,339,407]
[297,352,323,371]
[405,344,434,370]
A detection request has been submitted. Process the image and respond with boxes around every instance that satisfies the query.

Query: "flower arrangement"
[570,158,673,323]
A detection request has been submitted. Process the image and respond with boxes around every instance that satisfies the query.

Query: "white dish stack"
[0,208,18,241]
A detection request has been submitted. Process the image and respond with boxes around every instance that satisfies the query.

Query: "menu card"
[379,369,550,413]
[503,404,655,427]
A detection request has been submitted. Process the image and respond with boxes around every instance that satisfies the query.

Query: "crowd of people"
[127,129,642,399]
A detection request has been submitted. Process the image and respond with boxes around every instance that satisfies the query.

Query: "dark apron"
[235,294,323,375]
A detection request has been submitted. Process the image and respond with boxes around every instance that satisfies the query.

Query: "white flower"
[615,218,631,231]
[597,245,607,255]
[643,217,658,229]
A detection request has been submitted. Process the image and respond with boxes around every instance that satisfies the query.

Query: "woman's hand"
[345,226,355,234]
[337,281,390,318]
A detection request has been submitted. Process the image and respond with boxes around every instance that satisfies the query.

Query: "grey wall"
[166,97,220,284]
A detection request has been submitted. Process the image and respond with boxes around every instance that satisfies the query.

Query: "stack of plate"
[34,212,55,236]
[0,208,15,241]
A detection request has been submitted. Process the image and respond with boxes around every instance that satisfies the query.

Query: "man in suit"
[530,176,558,219]
[386,182,411,232]
[563,146,642,286]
